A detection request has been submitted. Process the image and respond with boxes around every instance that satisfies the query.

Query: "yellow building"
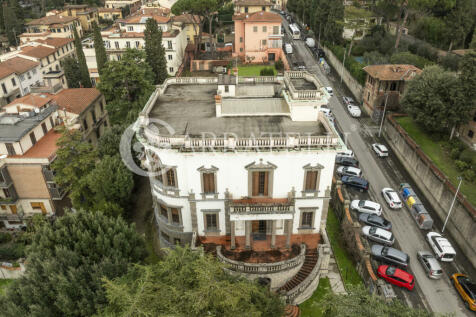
[98,8,123,21]
[172,14,201,43]
[25,15,83,39]
[233,0,274,14]
[61,4,99,31]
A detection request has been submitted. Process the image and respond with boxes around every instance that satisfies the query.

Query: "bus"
[289,23,301,40]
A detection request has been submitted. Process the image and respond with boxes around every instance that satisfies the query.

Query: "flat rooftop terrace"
[148,84,325,138]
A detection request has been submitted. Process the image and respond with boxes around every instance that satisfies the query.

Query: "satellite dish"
[34,108,40,113]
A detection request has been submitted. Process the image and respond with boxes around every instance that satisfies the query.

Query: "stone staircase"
[278,248,318,292]
[283,304,300,317]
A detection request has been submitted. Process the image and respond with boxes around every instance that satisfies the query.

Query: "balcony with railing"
[229,198,295,215]
[42,166,55,183]
[48,186,66,200]
[0,166,13,188]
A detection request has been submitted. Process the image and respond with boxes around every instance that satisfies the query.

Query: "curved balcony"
[216,244,306,274]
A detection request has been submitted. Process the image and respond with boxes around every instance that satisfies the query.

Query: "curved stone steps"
[283,304,300,317]
[278,248,318,293]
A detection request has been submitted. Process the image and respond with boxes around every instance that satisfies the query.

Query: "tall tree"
[2,0,20,46]
[63,56,81,88]
[0,210,146,317]
[402,65,470,137]
[97,49,154,125]
[324,0,344,44]
[459,51,476,111]
[92,21,107,75]
[52,128,97,206]
[73,25,92,88]
[444,0,473,50]
[100,246,284,317]
[144,18,168,84]
[97,125,125,158]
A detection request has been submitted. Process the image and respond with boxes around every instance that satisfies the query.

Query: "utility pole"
[442,176,463,233]
[378,93,389,137]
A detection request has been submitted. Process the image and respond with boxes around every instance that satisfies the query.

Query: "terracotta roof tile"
[34,37,74,48]
[121,14,170,24]
[363,64,422,81]
[235,0,273,6]
[11,128,61,159]
[20,45,57,59]
[27,15,78,25]
[0,57,39,79]
[137,7,171,16]
[245,11,281,22]
[172,13,201,24]
[98,8,122,12]
[51,88,101,114]
[6,94,52,108]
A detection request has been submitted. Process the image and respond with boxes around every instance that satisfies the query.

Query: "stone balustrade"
[216,244,306,274]
[230,203,294,215]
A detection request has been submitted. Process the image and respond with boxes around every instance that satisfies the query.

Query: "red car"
[377,265,415,291]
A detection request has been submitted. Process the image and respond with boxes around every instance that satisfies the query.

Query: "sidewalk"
[325,255,347,295]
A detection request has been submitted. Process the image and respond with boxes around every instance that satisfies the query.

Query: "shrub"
[455,160,468,171]
[0,232,12,244]
[413,17,447,49]
[390,51,433,69]
[463,169,476,183]
[439,54,461,72]
[450,147,462,159]
[0,243,25,260]
[260,67,275,76]
[274,60,284,72]
[350,44,366,56]
[459,148,475,165]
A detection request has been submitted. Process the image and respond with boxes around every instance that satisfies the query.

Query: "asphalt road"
[280,15,473,317]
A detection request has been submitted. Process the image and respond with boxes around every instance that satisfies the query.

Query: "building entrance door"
[252,220,267,240]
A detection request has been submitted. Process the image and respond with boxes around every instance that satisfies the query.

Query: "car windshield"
[369,227,377,235]
[379,146,388,153]
[467,282,476,300]
[358,200,365,207]
[386,266,396,275]
[381,247,388,256]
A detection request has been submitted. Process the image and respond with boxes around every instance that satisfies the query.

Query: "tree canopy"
[0,210,146,317]
[100,246,284,317]
[97,49,154,125]
[402,65,469,136]
[63,56,82,88]
[73,26,92,88]
[144,18,168,84]
[93,21,107,75]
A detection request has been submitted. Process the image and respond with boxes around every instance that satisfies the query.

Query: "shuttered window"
[252,171,269,196]
[305,171,318,191]
[203,173,215,193]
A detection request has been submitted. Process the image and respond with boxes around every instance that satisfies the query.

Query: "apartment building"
[139,71,339,302]
[172,14,201,43]
[0,57,41,106]
[61,4,99,32]
[98,8,123,20]
[458,110,476,150]
[362,64,422,118]
[233,0,273,13]
[105,0,141,13]
[24,15,83,40]
[233,11,284,63]
[0,87,109,228]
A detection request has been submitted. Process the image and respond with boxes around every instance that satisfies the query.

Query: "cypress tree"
[92,21,107,75]
[63,57,81,88]
[3,1,19,46]
[144,18,168,84]
[73,26,92,88]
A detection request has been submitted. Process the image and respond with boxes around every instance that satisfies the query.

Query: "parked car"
[336,166,362,177]
[381,188,402,209]
[342,96,354,105]
[372,143,389,157]
[378,265,415,291]
[325,86,333,96]
[426,232,456,262]
[347,104,361,117]
[336,149,354,157]
[362,226,394,246]
[451,273,476,311]
[371,245,410,268]
[342,176,369,192]
[335,156,358,167]
[351,200,381,216]
[358,213,392,231]
[417,251,443,279]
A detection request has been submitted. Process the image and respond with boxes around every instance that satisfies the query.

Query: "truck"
[285,43,293,54]
[305,37,315,48]
[400,183,434,230]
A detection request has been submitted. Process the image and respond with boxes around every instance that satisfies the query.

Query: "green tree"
[2,0,20,46]
[73,25,92,88]
[85,155,134,217]
[320,285,435,316]
[52,128,97,206]
[97,49,154,125]
[98,125,125,158]
[92,21,107,75]
[402,65,469,137]
[172,0,209,54]
[144,18,168,84]
[100,246,284,317]
[444,0,473,50]
[63,56,81,88]
[390,51,433,69]
[0,210,146,317]
[459,50,476,111]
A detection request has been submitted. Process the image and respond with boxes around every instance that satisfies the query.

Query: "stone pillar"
[230,220,236,250]
[245,220,251,250]
[285,219,292,249]
[271,220,277,249]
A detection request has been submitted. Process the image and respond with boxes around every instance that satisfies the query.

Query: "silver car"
[417,251,443,279]
[362,226,394,246]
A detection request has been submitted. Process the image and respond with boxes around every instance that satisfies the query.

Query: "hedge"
[327,44,367,85]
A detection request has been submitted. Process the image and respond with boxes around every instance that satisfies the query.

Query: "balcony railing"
[42,167,55,182]
[0,167,13,188]
[229,198,294,215]
[216,244,306,274]
[48,187,66,200]
[30,82,63,94]
[284,71,323,100]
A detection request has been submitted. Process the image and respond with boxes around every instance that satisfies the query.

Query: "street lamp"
[378,93,389,138]
[442,176,463,233]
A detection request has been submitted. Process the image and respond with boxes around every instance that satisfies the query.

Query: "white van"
[427,232,456,262]
[337,149,354,157]
[285,43,293,54]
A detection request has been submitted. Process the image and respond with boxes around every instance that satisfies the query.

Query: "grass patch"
[0,279,13,295]
[327,206,363,287]
[300,277,331,317]
[396,116,476,207]
[236,65,277,76]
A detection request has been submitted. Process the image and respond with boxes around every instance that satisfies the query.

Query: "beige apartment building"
[60,4,99,32]
[24,15,83,40]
